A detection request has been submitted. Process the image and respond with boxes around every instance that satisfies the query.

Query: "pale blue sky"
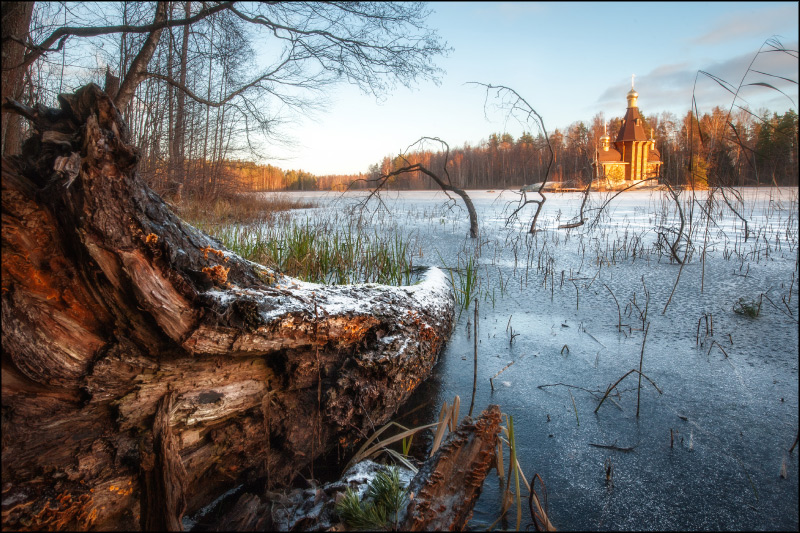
[263,2,798,175]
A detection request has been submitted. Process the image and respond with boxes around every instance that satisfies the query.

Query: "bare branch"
[7,2,234,74]
[349,154,479,238]
[468,82,555,233]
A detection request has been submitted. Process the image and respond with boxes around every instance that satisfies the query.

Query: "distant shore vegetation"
[146,107,797,200]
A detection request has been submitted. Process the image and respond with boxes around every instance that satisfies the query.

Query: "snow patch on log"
[204,266,450,323]
[184,266,453,356]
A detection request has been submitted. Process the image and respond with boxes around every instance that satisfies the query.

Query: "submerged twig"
[589,441,639,453]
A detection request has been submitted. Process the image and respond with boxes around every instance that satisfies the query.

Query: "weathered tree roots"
[1,84,454,531]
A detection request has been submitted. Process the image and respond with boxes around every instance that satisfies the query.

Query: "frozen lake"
[267,187,799,531]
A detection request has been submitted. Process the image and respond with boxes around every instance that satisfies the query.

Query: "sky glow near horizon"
[259,2,798,176]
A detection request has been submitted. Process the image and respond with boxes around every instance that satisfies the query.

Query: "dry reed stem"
[707,340,729,358]
[529,473,556,531]
[430,402,450,457]
[637,322,650,417]
[344,420,439,472]
[569,389,580,426]
[604,283,623,332]
[496,440,505,485]
[491,360,516,391]
[595,369,662,413]
[469,299,478,417]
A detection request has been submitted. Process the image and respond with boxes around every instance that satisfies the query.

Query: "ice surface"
[256,187,799,531]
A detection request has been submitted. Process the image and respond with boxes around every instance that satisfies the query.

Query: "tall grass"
[441,252,479,310]
[198,218,416,286]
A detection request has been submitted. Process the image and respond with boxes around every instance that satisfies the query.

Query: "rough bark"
[400,404,502,531]
[1,1,34,157]
[1,83,455,531]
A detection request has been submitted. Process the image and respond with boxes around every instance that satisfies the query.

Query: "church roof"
[597,147,623,162]
[648,148,662,161]
[615,105,649,142]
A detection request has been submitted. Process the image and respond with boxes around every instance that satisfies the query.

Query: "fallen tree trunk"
[1,84,455,531]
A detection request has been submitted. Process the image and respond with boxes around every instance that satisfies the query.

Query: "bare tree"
[1,1,34,155]
[352,136,479,238]
[3,1,451,174]
[470,82,555,233]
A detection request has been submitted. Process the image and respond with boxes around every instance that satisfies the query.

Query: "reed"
[489,413,556,531]
[441,253,479,310]
[569,389,580,426]
[636,322,650,417]
[344,395,462,476]
[529,473,555,532]
[201,219,415,286]
[343,420,438,474]
[179,193,314,226]
[497,415,522,530]
[469,299,478,417]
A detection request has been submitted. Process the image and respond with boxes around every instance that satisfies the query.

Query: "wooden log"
[400,404,502,531]
[1,84,455,531]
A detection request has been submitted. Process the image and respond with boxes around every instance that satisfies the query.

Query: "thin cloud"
[692,4,798,45]
[592,41,798,118]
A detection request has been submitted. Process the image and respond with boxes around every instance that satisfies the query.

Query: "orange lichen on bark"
[202,265,230,285]
[12,491,98,531]
[200,246,226,261]
[2,254,60,300]
[145,233,158,244]
[321,316,380,347]
[1,253,99,327]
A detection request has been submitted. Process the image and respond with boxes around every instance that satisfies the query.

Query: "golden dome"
[626,88,638,107]
[600,133,610,151]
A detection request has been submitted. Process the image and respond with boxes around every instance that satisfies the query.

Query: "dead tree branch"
[468,82,554,233]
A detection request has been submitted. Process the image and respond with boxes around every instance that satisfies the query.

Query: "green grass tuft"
[335,467,408,530]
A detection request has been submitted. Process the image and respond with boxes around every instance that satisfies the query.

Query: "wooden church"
[594,79,662,185]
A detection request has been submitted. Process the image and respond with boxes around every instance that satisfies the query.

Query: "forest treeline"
[4,3,797,199]
[197,106,799,193]
[361,107,798,191]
